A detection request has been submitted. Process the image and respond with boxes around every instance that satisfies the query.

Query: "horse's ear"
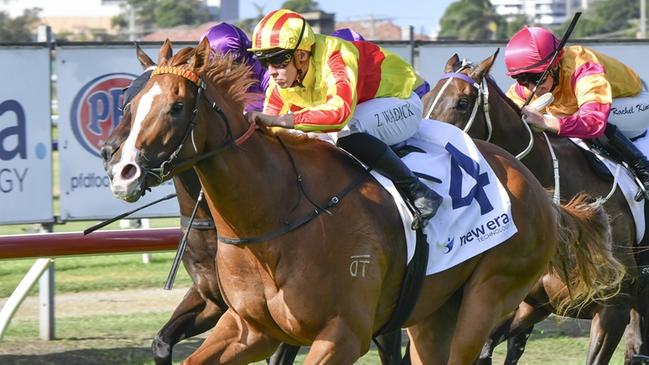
[444,53,460,72]
[158,39,173,65]
[469,48,500,81]
[190,37,211,73]
[135,42,155,69]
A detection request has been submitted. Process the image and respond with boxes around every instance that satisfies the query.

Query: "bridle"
[425,60,536,161]
[424,59,568,202]
[133,64,367,245]
[425,60,493,143]
[144,65,256,183]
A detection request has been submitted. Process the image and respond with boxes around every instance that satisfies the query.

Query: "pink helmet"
[504,26,561,76]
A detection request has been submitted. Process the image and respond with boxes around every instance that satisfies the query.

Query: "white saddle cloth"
[372,119,518,275]
[571,135,649,243]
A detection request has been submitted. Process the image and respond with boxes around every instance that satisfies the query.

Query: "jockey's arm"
[507,75,611,139]
[554,72,612,139]
[246,111,294,128]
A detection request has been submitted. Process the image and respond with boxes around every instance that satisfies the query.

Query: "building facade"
[490,0,587,26]
[1,0,239,40]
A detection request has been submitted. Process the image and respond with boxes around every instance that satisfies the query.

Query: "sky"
[239,0,456,37]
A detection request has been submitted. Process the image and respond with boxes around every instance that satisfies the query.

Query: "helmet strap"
[549,66,560,92]
[291,50,309,87]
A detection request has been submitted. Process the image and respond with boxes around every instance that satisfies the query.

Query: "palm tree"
[439,0,506,40]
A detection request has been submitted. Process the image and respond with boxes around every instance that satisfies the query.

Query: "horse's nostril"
[120,163,138,180]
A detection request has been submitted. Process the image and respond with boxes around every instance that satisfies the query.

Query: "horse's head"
[101,47,158,171]
[104,39,214,202]
[423,50,499,139]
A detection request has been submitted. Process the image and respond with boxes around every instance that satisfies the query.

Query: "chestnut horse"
[102,79,402,365]
[102,107,303,365]
[423,51,648,364]
[103,39,621,364]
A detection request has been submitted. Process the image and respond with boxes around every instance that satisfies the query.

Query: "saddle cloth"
[372,119,518,275]
[571,137,646,243]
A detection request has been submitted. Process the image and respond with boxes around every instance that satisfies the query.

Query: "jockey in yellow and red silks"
[246,9,442,226]
[504,26,649,198]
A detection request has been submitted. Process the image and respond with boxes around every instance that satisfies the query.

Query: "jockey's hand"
[521,106,560,133]
[245,112,295,129]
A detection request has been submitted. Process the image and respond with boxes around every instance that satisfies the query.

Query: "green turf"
[0,253,191,297]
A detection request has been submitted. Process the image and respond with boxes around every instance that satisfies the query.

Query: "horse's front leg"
[267,343,301,365]
[302,316,369,364]
[153,285,225,365]
[183,309,280,365]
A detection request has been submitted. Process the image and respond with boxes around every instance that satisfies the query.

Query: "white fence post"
[39,259,55,340]
[0,258,53,340]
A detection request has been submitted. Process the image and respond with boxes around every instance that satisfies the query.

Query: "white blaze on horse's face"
[109,82,162,202]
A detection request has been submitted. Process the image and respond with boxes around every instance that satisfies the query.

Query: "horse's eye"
[456,98,470,111]
[171,102,184,113]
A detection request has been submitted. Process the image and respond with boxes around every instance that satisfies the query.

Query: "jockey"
[504,26,649,197]
[122,22,269,113]
[331,27,431,99]
[200,22,269,112]
[246,9,442,225]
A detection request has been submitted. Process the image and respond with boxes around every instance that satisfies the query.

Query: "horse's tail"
[550,193,626,315]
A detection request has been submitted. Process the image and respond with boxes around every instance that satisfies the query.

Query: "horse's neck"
[485,84,555,183]
[191,131,291,238]
[172,170,212,219]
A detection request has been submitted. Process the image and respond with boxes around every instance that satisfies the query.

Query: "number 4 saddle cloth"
[371,119,518,276]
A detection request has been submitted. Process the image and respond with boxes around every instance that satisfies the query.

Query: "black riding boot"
[337,133,443,226]
[597,124,649,199]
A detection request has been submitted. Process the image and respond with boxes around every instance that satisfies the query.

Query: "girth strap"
[374,227,429,336]
[180,215,216,230]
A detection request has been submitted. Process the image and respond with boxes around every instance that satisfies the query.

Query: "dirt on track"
[0,287,206,364]
[0,288,594,364]
[0,287,187,320]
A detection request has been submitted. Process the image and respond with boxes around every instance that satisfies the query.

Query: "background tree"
[235,2,266,34]
[505,14,528,38]
[438,0,507,40]
[0,8,41,42]
[280,0,320,13]
[554,0,641,38]
[154,0,211,28]
[112,0,210,35]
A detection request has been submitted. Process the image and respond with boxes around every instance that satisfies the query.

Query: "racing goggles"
[255,49,295,69]
[513,71,549,87]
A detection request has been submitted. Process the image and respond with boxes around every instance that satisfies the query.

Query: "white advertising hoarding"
[0,45,53,224]
[57,44,179,220]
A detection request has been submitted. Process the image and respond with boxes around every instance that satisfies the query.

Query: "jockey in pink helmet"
[504,26,649,198]
[246,9,442,225]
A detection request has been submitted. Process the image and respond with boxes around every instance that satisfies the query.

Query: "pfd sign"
[70,73,135,157]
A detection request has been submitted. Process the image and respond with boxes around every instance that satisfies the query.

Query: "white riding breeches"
[331,92,423,146]
[608,87,649,139]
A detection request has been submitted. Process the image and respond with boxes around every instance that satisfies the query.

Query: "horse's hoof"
[152,335,173,365]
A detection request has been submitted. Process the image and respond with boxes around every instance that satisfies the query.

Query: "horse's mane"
[485,76,522,116]
[166,47,259,112]
[167,46,322,146]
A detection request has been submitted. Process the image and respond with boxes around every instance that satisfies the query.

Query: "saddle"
[375,143,430,336]
[575,140,649,271]
[577,141,615,183]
